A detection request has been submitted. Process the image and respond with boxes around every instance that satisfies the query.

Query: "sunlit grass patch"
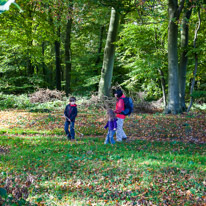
[1,132,206,205]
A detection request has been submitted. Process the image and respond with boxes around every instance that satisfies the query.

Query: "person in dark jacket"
[104,109,117,144]
[64,97,78,140]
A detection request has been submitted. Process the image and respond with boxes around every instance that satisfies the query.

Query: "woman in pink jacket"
[114,89,127,142]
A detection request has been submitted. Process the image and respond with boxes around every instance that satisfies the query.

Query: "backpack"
[120,97,133,116]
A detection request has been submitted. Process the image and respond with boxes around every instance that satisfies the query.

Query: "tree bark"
[158,68,167,107]
[179,8,192,112]
[27,9,34,75]
[95,25,105,71]
[55,27,61,91]
[42,41,47,86]
[65,0,73,96]
[187,8,201,112]
[165,0,185,114]
[98,8,120,98]
[95,25,105,91]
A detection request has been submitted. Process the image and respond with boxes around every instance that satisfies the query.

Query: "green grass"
[0,132,205,205]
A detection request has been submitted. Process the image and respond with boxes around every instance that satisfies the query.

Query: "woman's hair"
[107,109,116,120]
[69,96,76,102]
[114,89,123,98]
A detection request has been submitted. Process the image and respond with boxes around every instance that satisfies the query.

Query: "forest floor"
[0,109,206,205]
[0,108,205,143]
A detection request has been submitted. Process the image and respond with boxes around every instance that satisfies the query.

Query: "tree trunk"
[55,27,61,91]
[27,9,34,76]
[95,25,105,91]
[187,8,201,112]
[158,69,167,107]
[165,0,185,114]
[42,41,47,86]
[65,0,73,96]
[98,8,120,98]
[179,8,192,112]
[28,40,34,75]
[28,57,34,75]
[154,27,166,107]
[95,25,105,71]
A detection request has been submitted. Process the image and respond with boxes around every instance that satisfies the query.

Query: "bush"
[30,100,66,111]
[190,90,206,104]
[0,90,69,110]
[0,93,32,109]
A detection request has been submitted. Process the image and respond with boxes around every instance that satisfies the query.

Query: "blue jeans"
[64,121,75,139]
[104,130,115,144]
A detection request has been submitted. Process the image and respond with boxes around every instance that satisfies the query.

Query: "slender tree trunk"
[27,41,34,76]
[154,27,166,107]
[65,0,73,96]
[27,9,34,76]
[158,69,167,107]
[28,57,34,75]
[55,27,61,91]
[165,0,185,114]
[42,41,47,86]
[98,8,120,98]
[179,8,192,112]
[95,25,105,70]
[187,8,201,112]
[48,10,56,89]
[95,25,105,91]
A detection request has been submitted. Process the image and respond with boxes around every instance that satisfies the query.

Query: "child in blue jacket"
[104,109,117,144]
[64,97,77,140]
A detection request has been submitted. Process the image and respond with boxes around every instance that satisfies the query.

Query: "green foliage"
[0,93,67,110]
[0,187,7,197]
[0,75,44,94]
[0,93,32,109]
[191,90,206,99]
[116,21,168,99]
[190,90,206,104]
[0,0,205,100]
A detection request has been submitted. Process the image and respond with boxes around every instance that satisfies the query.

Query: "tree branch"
[177,0,185,17]
[187,8,201,113]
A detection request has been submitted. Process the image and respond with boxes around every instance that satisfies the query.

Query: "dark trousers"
[64,121,75,139]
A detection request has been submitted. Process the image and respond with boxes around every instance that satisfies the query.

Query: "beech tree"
[65,0,73,96]
[98,7,120,98]
[97,0,140,98]
[164,0,185,114]
[179,3,192,111]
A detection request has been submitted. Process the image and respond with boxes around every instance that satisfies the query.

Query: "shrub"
[191,90,206,103]
[0,93,32,109]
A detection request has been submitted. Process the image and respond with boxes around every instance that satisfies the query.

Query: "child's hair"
[69,97,76,102]
[107,109,116,120]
